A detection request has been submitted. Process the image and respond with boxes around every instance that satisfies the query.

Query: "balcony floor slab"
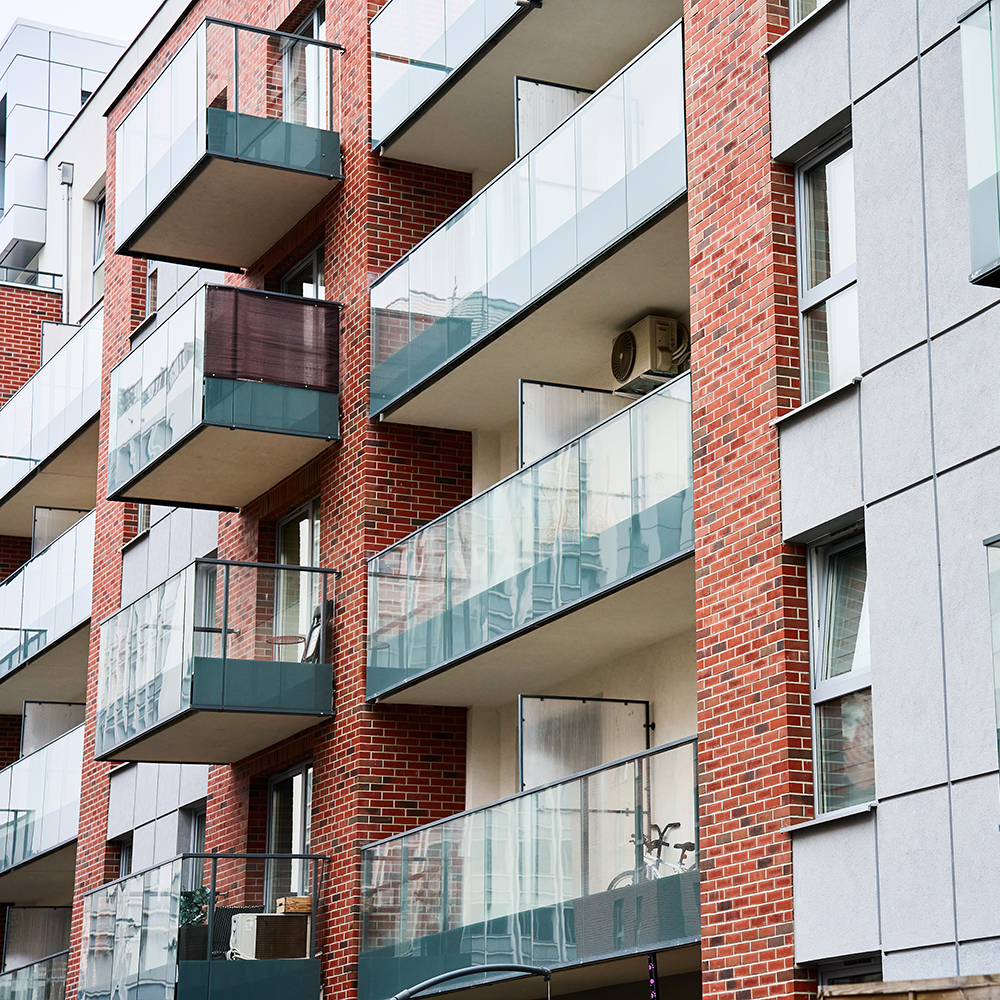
[378,0,682,180]
[121,155,342,271]
[375,552,694,707]
[0,623,89,715]
[0,841,76,907]
[0,419,98,537]
[379,201,689,433]
[98,706,329,765]
[110,423,336,510]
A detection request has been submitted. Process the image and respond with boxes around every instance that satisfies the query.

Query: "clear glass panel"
[367,377,692,698]
[822,543,869,681]
[962,3,1000,275]
[817,688,875,812]
[0,951,69,1000]
[802,283,859,401]
[359,741,698,1000]
[370,25,685,415]
[804,147,856,289]
[0,307,102,500]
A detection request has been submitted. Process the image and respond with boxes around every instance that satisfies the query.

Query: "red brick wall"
[686,2,814,999]
[0,715,21,770]
[71,4,474,1000]
[0,285,61,404]
[0,536,31,584]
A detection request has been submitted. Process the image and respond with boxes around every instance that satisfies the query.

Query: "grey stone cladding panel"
[769,0,851,161]
[934,455,1000,779]
[960,938,1000,976]
[867,481,948,797]
[860,347,933,502]
[882,943,958,981]
[951,774,1000,942]
[921,34,1000,334]
[919,0,967,52]
[779,385,863,542]
[877,786,956,951]
[107,764,137,841]
[855,64,927,371]
[850,0,917,99]
[792,811,879,963]
[931,310,1000,474]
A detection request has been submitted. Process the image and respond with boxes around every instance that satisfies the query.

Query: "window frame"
[795,136,858,403]
[281,245,325,299]
[808,534,874,814]
[266,761,314,905]
[92,191,106,304]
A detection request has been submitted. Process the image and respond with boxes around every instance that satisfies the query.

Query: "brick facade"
[686,1,814,998]
[0,285,61,404]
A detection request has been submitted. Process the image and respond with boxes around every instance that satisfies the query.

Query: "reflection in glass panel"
[817,688,875,812]
[802,283,859,401]
[804,147,855,290]
[822,544,869,681]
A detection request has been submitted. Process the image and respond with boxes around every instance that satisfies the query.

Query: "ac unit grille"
[611,330,636,383]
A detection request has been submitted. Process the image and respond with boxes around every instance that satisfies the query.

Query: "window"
[789,0,835,26]
[267,763,313,902]
[810,538,874,813]
[181,804,207,889]
[275,499,321,663]
[92,192,106,303]
[797,143,858,402]
[282,246,325,299]
[961,1,1000,285]
[118,838,133,878]
[286,4,327,129]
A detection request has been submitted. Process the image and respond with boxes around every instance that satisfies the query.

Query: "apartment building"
[0,0,998,999]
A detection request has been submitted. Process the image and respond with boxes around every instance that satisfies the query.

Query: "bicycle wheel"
[607,870,637,891]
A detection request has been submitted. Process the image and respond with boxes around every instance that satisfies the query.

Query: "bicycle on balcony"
[606,822,697,891]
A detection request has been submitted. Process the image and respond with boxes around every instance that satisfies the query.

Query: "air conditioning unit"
[230,913,309,959]
[610,315,688,396]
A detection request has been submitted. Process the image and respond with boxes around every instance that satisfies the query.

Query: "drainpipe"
[58,162,73,324]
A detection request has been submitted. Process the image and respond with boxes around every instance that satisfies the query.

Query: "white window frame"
[92,192,106,303]
[796,137,858,403]
[808,534,874,813]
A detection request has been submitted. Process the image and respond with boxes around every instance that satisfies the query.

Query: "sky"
[0,0,162,48]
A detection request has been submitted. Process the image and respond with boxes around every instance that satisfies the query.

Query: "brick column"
[685,2,815,998]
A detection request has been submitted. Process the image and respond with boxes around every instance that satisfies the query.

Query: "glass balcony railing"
[95,559,336,760]
[0,266,62,291]
[369,24,685,416]
[115,18,343,256]
[360,739,698,1000]
[80,853,325,1000]
[0,951,69,1000]
[0,307,101,502]
[962,1,1000,284]
[0,511,94,679]
[370,0,520,146]
[367,375,692,700]
[0,726,83,877]
[106,285,340,502]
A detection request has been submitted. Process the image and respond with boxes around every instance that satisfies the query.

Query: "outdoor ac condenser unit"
[230,913,309,959]
[610,315,688,396]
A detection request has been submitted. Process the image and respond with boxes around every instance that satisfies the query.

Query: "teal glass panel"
[0,951,68,1000]
[369,24,686,415]
[0,725,83,875]
[359,741,698,1000]
[962,2,1000,280]
[370,0,516,145]
[0,306,102,501]
[0,511,94,678]
[367,376,692,700]
[95,561,334,758]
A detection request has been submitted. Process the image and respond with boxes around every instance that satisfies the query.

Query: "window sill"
[782,799,876,834]
[772,376,860,430]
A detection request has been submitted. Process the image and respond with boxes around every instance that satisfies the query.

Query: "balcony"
[360,740,698,1000]
[0,512,93,715]
[80,853,324,1000]
[367,376,692,704]
[107,286,340,510]
[114,19,343,271]
[0,307,101,537]
[0,266,62,290]
[95,558,336,764]
[0,726,83,906]
[0,952,68,1000]
[369,25,687,430]
[371,0,680,178]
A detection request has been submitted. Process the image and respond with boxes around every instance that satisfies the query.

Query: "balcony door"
[274,500,321,662]
[284,3,327,130]
[267,762,313,902]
